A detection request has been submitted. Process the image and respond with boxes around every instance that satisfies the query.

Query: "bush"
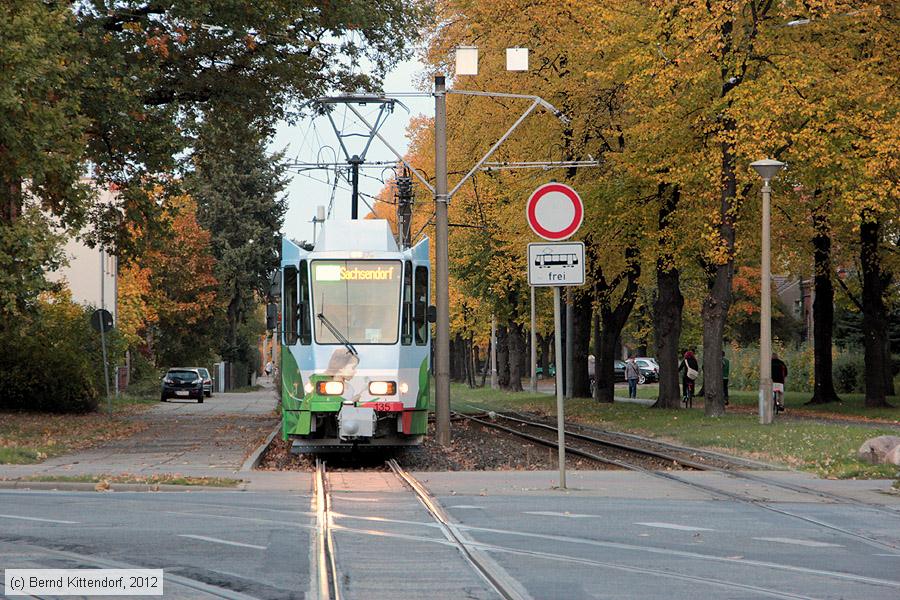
[725,343,867,395]
[0,293,125,413]
[833,352,864,393]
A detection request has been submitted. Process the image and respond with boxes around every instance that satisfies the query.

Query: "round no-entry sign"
[525,182,583,241]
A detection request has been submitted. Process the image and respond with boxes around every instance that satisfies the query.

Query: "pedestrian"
[722,351,730,406]
[679,350,700,407]
[265,359,273,378]
[624,356,641,399]
[771,353,787,413]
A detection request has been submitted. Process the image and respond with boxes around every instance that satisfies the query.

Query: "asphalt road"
[0,488,312,599]
[2,470,899,599]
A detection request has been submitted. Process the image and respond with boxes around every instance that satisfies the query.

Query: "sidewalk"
[0,383,282,488]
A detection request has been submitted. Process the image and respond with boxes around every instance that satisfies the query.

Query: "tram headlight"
[368,381,396,396]
[399,382,409,394]
[316,380,344,396]
[304,382,314,394]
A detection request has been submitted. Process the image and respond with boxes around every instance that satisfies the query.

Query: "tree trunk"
[0,175,22,226]
[538,334,550,377]
[571,292,592,397]
[496,325,510,389]
[507,321,524,392]
[469,337,481,388]
[884,336,895,396]
[652,184,683,409]
[807,196,841,405]
[595,319,619,403]
[701,110,737,417]
[479,342,489,387]
[860,211,890,407]
[589,241,641,403]
[592,313,601,401]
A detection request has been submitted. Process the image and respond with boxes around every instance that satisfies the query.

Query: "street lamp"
[750,158,785,424]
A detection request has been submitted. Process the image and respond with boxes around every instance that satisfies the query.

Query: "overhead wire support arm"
[446,89,570,124]
[448,98,541,199]
[482,158,601,172]
[343,103,435,195]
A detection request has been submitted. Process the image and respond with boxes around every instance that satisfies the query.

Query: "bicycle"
[773,383,785,414]
[682,381,694,408]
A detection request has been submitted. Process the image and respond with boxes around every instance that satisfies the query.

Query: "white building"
[45,186,117,321]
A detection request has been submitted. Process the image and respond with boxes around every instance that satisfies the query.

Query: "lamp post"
[750,159,785,425]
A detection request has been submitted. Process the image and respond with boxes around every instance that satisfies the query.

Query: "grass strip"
[0,392,157,465]
[16,474,241,488]
[448,384,900,480]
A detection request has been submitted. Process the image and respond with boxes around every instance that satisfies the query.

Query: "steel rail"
[485,412,717,470]
[458,412,900,551]
[314,460,341,600]
[488,410,900,518]
[386,459,531,600]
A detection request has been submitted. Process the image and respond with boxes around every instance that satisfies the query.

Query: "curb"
[0,480,242,493]
[240,425,280,472]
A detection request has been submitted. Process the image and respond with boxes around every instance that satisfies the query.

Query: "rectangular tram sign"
[527,242,585,287]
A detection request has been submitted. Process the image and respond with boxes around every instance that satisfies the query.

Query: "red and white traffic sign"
[525,182,583,241]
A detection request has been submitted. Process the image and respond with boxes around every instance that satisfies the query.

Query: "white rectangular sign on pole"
[528,242,585,287]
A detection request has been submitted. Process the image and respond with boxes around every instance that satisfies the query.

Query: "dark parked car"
[161,368,205,403]
[190,367,213,397]
[613,360,626,382]
[634,358,659,384]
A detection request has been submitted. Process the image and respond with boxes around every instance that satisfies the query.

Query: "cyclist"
[679,350,699,407]
[771,353,788,413]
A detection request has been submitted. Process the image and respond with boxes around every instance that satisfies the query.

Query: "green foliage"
[833,352,865,394]
[0,293,126,413]
[188,113,287,364]
[0,1,91,227]
[725,344,814,393]
[128,350,159,384]
[0,208,65,318]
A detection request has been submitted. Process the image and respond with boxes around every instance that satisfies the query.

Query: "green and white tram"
[279,219,432,451]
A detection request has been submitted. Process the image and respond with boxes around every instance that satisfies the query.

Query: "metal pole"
[350,155,361,219]
[434,75,451,445]
[759,179,773,425]
[490,315,498,390]
[100,250,111,416]
[565,290,574,399]
[553,287,566,489]
[530,286,537,393]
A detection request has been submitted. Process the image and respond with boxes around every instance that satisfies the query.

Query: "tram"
[279,219,432,451]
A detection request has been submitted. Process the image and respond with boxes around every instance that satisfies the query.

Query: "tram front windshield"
[311,260,402,344]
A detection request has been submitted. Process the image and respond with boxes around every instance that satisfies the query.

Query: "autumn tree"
[118,194,221,367]
[188,112,288,365]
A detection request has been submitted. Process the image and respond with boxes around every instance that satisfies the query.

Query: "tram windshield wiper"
[316,313,358,356]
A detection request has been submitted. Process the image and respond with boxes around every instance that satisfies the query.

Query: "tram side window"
[401,261,413,345]
[298,260,311,345]
[283,266,298,345]
[414,266,428,345]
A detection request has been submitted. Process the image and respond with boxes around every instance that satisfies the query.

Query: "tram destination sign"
[527,242,585,287]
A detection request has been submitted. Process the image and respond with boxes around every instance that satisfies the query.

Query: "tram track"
[314,460,341,600]
[455,409,900,552]
[311,459,900,600]
[460,405,900,515]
